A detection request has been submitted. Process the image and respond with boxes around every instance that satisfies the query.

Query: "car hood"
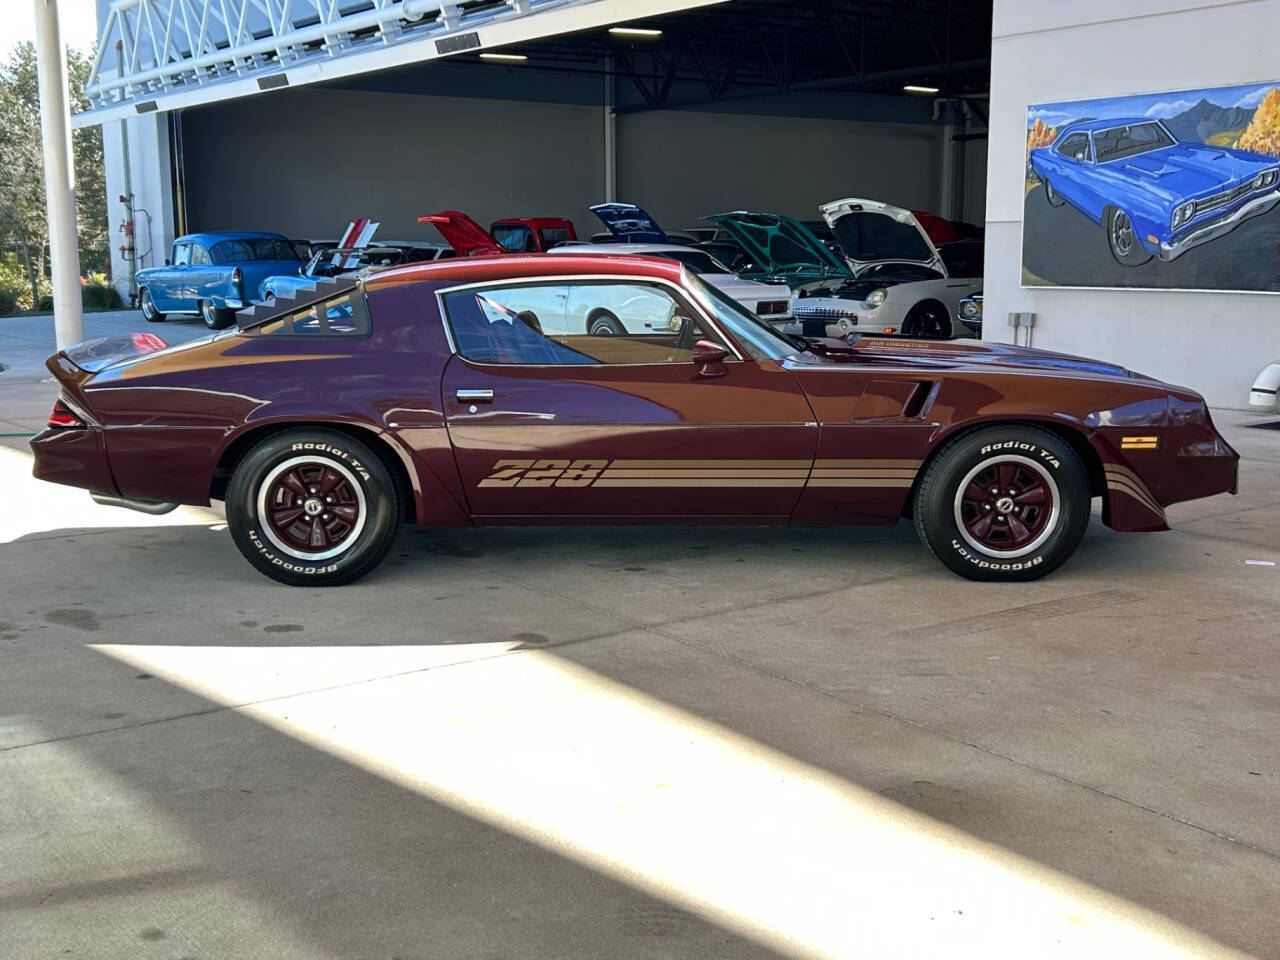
[819,198,945,274]
[703,274,792,301]
[417,211,501,256]
[704,212,851,281]
[791,335,1138,380]
[1108,144,1278,202]
[590,203,669,243]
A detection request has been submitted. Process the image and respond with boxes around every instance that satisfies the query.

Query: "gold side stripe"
[814,459,923,469]
[1121,436,1158,443]
[811,469,919,479]
[600,469,810,479]
[593,478,806,488]
[607,459,812,469]
[1105,463,1158,490]
[1106,478,1165,517]
[808,478,915,488]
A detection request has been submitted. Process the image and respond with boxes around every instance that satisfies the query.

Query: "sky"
[4,0,102,59]
[1028,81,1276,130]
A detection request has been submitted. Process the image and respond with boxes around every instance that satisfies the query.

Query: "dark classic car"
[1028,118,1280,265]
[137,231,304,329]
[32,254,1237,586]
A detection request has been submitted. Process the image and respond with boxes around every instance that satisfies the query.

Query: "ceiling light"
[609,27,663,38]
[903,84,940,95]
[480,52,528,62]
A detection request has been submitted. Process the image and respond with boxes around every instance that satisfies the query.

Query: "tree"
[0,41,108,310]
[1237,88,1280,159]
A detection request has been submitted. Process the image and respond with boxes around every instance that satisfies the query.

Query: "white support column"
[34,0,83,349]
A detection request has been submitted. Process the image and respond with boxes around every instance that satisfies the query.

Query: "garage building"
[82,0,1280,407]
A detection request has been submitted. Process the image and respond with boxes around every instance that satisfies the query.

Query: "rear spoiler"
[46,333,171,412]
[51,333,170,375]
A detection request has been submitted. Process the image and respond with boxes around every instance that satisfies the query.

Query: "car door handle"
[456,389,494,403]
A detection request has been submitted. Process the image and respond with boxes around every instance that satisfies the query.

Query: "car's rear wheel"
[225,429,400,586]
[903,300,951,339]
[587,310,625,336]
[912,425,1091,581]
[1106,207,1153,266]
[140,288,165,322]
[201,299,235,330]
[1043,179,1065,207]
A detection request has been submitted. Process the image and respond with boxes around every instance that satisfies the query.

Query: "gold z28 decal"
[477,459,922,489]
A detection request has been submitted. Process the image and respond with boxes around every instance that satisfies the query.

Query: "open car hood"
[590,203,669,243]
[417,210,501,256]
[819,198,944,275]
[704,212,851,281]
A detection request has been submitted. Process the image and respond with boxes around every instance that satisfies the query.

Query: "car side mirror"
[164,258,170,266]
[1074,151,1085,161]
[692,339,730,378]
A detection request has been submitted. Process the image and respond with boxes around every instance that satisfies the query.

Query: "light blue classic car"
[137,231,304,329]
[1028,118,1280,265]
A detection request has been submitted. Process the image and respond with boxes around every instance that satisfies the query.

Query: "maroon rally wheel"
[913,425,1090,582]
[954,456,1059,557]
[259,458,367,559]
[226,429,400,586]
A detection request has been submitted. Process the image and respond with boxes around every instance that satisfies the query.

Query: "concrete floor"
[2,312,1280,958]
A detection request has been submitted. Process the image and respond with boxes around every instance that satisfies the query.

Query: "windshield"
[307,248,403,276]
[684,272,797,361]
[656,250,731,275]
[1093,122,1175,163]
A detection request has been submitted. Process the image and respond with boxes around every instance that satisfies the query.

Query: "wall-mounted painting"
[1022,82,1280,293]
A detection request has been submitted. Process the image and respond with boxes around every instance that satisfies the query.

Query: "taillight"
[232,267,243,290]
[48,398,85,429]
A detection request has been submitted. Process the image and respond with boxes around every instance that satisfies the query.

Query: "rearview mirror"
[692,339,729,378]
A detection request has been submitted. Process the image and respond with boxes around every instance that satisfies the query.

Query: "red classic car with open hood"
[31,253,1237,586]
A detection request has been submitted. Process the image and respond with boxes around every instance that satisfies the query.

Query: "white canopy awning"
[76,0,725,127]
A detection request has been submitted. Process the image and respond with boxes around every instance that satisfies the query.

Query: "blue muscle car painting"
[1023,82,1280,292]
[137,232,303,329]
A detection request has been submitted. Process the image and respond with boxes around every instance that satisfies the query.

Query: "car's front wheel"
[225,429,400,586]
[1106,207,1154,266]
[1043,179,1065,207]
[201,299,235,330]
[903,300,951,339]
[587,310,625,336]
[913,425,1091,581]
[140,288,165,322]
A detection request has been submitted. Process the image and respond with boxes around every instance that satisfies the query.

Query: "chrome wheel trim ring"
[953,454,1061,559]
[256,455,368,561]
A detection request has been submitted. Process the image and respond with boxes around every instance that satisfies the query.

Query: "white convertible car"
[788,198,983,340]
[550,241,793,331]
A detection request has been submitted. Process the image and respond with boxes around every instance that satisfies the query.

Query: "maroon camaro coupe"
[31,253,1237,586]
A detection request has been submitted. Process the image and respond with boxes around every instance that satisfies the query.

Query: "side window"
[1056,133,1091,162]
[539,226,572,249]
[171,242,191,266]
[442,281,726,366]
[190,244,211,265]
[254,293,369,336]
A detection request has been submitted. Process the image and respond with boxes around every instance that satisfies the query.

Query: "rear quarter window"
[250,293,370,336]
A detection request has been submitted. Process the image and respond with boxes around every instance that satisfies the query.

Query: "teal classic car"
[137,232,303,329]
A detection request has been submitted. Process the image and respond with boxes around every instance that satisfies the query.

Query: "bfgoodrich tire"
[226,429,400,586]
[913,425,1091,581]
